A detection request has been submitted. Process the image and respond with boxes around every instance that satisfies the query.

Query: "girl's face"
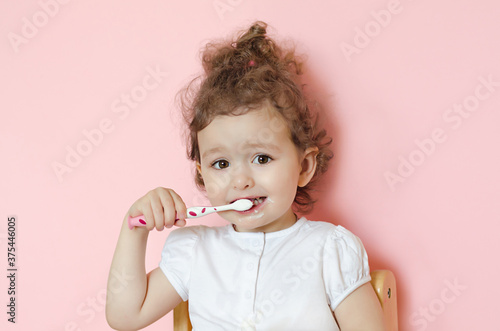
[196,104,318,232]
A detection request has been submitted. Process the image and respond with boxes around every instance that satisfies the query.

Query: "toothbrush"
[128,199,254,229]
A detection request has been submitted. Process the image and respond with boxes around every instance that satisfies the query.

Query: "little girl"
[106,21,385,330]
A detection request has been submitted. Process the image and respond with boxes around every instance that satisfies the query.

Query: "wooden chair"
[173,269,398,330]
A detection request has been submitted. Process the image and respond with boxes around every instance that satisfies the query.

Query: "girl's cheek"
[204,175,231,203]
[277,169,300,201]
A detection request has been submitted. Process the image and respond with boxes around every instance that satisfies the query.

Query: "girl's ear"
[298,147,319,187]
[195,161,206,186]
[196,162,202,178]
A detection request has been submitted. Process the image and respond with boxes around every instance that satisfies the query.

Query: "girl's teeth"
[253,197,264,205]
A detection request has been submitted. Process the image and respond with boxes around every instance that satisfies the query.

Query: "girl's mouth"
[235,196,267,214]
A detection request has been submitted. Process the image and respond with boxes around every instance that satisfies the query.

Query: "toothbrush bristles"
[232,199,253,211]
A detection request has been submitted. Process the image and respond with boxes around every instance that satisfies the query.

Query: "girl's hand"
[127,187,188,231]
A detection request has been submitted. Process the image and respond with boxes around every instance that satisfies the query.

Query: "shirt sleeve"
[159,227,199,301]
[323,225,371,311]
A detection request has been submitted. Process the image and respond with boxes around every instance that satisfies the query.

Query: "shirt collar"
[227,216,307,239]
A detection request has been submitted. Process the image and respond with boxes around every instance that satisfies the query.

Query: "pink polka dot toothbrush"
[127,199,254,229]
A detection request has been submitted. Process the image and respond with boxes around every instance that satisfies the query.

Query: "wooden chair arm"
[174,300,191,331]
[370,270,399,331]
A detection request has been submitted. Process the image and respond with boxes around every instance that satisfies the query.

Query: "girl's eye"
[212,159,230,170]
[252,154,272,165]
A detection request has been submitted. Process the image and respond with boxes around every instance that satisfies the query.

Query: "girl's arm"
[105,188,187,331]
[333,282,386,330]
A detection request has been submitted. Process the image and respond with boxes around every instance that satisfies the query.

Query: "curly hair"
[178,21,333,213]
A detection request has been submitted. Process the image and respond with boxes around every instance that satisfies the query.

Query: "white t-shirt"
[159,217,371,331]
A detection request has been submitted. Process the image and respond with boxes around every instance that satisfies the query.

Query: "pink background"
[1,0,499,330]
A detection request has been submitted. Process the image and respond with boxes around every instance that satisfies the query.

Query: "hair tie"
[248,60,256,67]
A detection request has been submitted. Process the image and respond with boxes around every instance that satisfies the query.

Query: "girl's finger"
[158,189,176,228]
[174,219,187,227]
[169,190,187,221]
[150,193,166,231]
[141,202,155,232]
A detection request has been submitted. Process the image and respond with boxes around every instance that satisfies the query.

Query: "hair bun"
[235,21,267,47]
[233,21,280,67]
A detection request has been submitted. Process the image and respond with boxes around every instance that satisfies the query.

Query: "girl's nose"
[231,169,255,190]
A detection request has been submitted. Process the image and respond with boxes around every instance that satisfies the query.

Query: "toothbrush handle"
[128,216,148,230]
[127,206,218,229]
[127,215,184,230]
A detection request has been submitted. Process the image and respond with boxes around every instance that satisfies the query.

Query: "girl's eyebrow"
[202,147,224,161]
[242,142,281,152]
